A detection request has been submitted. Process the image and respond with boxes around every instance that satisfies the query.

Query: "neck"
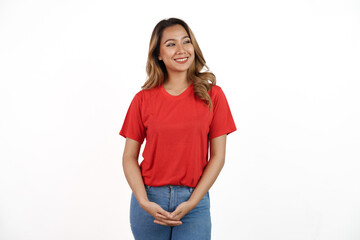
[164,71,189,88]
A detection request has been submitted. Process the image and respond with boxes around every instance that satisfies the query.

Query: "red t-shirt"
[119,82,237,187]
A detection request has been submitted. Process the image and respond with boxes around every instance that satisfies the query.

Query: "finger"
[156,208,171,218]
[156,213,172,220]
[154,220,181,226]
[154,215,181,224]
[154,219,182,226]
[154,216,182,224]
[169,209,182,219]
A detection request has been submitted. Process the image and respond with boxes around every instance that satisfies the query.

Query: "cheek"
[160,48,171,58]
[188,47,195,61]
[186,45,195,55]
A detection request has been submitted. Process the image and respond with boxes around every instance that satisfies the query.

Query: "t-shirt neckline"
[161,82,193,99]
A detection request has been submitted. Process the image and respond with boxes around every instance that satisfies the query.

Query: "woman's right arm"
[122,137,182,226]
[122,137,149,207]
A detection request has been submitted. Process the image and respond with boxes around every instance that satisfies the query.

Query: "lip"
[174,57,189,64]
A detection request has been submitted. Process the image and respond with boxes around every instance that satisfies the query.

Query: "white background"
[1,0,359,239]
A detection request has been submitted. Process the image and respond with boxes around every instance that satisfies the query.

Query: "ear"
[158,55,162,61]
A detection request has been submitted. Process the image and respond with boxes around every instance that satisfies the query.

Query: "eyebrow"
[163,36,190,44]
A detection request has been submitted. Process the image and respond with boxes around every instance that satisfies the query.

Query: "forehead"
[161,24,189,41]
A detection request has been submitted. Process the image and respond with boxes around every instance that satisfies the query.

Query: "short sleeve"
[119,92,146,144]
[209,86,237,139]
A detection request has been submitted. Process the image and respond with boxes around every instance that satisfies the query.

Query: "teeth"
[175,57,188,62]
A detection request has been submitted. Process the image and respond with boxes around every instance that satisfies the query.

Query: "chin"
[176,67,191,73]
[170,65,190,72]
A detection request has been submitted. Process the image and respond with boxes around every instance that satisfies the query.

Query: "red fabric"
[119,82,237,187]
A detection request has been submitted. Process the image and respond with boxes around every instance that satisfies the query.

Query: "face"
[158,24,195,75]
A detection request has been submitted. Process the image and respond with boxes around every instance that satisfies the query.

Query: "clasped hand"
[142,201,195,226]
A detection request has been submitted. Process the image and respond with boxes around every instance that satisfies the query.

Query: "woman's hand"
[141,201,183,226]
[168,201,195,221]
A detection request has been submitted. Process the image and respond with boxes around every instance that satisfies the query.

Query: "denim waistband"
[145,184,195,193]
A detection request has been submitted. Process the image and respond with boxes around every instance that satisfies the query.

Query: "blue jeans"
[130,185,211,240]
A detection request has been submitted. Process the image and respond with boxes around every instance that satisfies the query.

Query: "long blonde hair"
[141,18,216,111]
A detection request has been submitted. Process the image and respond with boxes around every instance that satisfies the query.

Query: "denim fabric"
[130,185,211,240]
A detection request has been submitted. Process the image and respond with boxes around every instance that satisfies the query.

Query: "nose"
[176,44,187,55]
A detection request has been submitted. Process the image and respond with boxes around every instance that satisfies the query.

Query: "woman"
[119,18,237,240]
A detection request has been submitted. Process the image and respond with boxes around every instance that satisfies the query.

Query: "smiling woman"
[158,25,195,74]
[144,18,218,111]
[119,17,237,240]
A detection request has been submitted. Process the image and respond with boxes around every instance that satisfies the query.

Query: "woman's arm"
[166,134,227,221]
[122,138,148,206]
[122,137,182,226]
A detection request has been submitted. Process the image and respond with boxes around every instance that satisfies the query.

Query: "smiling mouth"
[174,57,189,62]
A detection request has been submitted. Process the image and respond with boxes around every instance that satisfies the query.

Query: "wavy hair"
[141,18,216,111]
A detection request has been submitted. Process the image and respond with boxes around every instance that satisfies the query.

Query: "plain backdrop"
[0,0,359,239]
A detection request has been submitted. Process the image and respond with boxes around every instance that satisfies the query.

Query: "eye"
[184,39,191,44]
[166,43,175,47]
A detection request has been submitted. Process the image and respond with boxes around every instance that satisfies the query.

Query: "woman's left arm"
[167,134,227,221]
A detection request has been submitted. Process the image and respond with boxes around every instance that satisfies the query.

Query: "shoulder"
[208,84,225,99]
[132,85,161,102]
[209,84,223,92]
